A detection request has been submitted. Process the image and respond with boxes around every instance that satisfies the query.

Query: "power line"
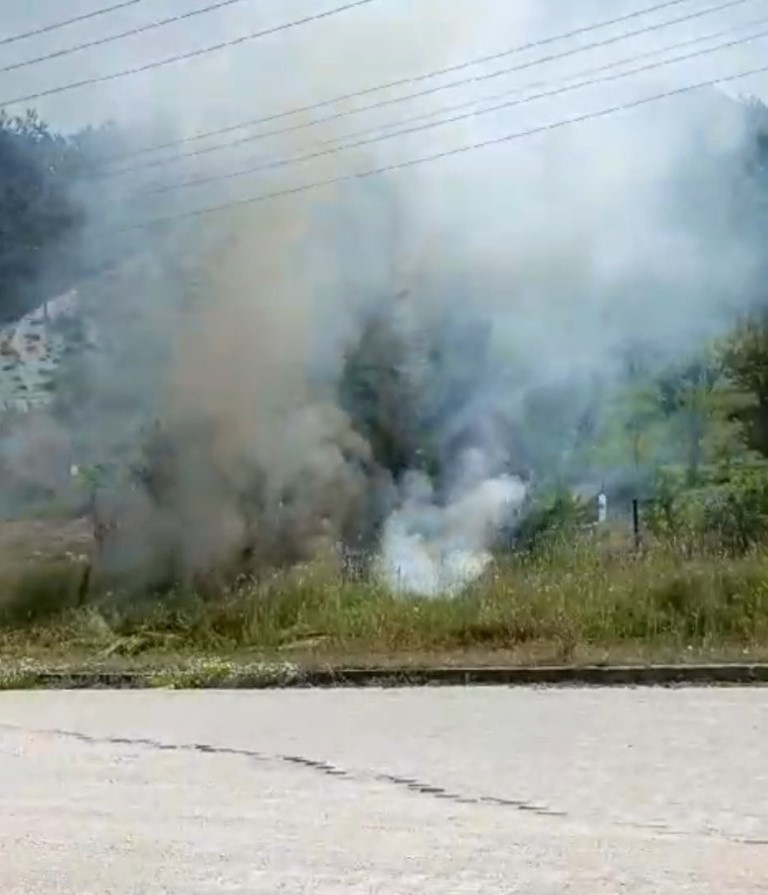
[131,10,768,190]
[139,23,768,197]
[125,57,768,231]
[0,0,263,75]
[301,14,768,150]
[101,0,703,164]
[137,19,768,196]
[0,0,380,110]
[0,0,147,48]
[101,0,755,174]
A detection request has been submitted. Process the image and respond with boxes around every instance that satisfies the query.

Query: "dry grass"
[0,515,91,626]
[2,537,768,668]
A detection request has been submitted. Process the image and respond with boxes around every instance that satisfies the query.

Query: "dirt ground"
[0,517,93,614]
[0,517,93,566]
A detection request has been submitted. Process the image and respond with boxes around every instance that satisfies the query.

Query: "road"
[1,687,767,894]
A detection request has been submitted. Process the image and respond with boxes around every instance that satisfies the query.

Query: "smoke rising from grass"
[380,455,527,597]
[3,1,768,595]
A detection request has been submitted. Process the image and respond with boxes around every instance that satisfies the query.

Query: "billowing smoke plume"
[380,451,527,597]
[3,0,768,595]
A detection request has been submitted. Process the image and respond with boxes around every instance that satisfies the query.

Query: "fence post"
[632,498,640,550]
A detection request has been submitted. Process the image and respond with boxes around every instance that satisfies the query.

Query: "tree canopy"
[0,110,89,324]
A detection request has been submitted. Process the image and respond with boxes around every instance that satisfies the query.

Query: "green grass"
[2,539,768,673]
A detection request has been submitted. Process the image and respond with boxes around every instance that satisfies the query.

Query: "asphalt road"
[1,687,767,894]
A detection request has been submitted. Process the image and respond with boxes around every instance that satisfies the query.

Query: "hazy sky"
[4,0,766,301]
[1,0,767,137]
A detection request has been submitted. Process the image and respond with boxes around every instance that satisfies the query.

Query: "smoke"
[2,0,768,595]
[380,452,527,597]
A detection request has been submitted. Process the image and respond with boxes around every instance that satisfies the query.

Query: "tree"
[657,356,721,485]
[339,302,435,481]
[0,110,86,324]
[720,317,768,458]
[709,99,768,463]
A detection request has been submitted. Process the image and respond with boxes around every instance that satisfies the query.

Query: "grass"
[2,536,768,682]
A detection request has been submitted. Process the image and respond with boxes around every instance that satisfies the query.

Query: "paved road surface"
[1,688,767,894]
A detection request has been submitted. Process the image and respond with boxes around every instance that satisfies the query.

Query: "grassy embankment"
[1,517,767,685]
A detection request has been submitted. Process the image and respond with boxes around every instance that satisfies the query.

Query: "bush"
[645,468,768,555]
[0,560,88,626]
[513,491,594,555]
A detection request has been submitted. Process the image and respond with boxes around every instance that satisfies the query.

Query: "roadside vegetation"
[3,509,768,673]
[4,104,768,677]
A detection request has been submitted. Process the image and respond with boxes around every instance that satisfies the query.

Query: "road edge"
[2,663,768,690]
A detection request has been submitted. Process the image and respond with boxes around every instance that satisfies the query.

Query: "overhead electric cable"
[0,0,147,48]
[138,19,768,196]
[100,0,755,174]
[124,58,768,230]
[0,0,266,75]
[99,0,707,164]
[0,0,380,109]
[288,13,768,154]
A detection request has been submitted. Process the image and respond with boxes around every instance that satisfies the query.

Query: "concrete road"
[1,688,767,894]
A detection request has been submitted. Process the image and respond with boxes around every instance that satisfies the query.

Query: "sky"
[1,0,767,138]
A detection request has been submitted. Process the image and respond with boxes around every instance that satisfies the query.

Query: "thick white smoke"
[379,457,526,597]
[3,1,768,596]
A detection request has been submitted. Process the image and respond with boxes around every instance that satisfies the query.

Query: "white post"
[597,492,608,524]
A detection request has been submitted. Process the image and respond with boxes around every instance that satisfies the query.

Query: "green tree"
[339,305,436,480]
[657,356,721,485]
[0,110,89,323]
[720,317,768,458]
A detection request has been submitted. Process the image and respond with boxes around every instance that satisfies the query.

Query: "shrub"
[513,491,594,555]
[646,468,768,555]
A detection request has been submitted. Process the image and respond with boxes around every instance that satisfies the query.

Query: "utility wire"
[121,2,766,176]
[99,0,748,167]
[138,18,768,196]
[101,0,755,174]
[125,57,768,231]
[0,0,263,75]
[101,0,704,164]
[140,23,768,196]
[298,14,768,152]
[0,0,147,48]
[0,0,380,110]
